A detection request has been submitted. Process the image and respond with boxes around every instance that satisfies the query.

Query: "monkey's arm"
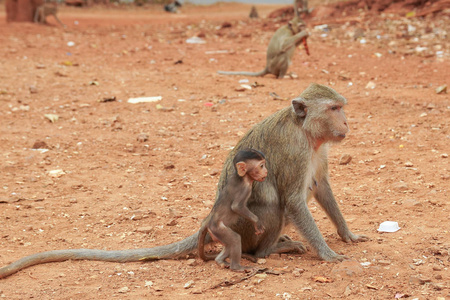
[280,30,309,53]
[231,197,264,234]
[313,176,369,243]
[287,195,345,261]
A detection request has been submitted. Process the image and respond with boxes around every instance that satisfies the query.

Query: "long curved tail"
[217,68,267,77]
[0,231,199,279]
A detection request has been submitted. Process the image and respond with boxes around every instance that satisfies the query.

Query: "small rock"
[434,274,442,280]
[378,259,391,266]
[191,288,203,294]
[432,265,442,271]
[29,85,38,94]
[409,276,431,285]
[118,286,129,293]
[392,181,408,191]
[167,219,178,226]
[209,169,220,176]
[137,133,149,142]
[365,81,376,89]
[403,199,422,207]
[292,268,305,277]
[136,226,154,234]
[339,154,352,165]
[125,143,135,152]
[183,280,194,289]
[257,258,266,264]
[47,169,65,178]
[186,259,196,266]
[435,85,447,94]
[441,153,448,158]
[32,140,49,149]
[164,163,175,169]
[404,161,413,167]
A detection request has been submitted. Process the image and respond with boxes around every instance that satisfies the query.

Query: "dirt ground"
[0,2,449,299]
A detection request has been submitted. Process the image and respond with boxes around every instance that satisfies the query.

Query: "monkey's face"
[247,159,268,182]
[324,104,348,142]
[289,17,307,34]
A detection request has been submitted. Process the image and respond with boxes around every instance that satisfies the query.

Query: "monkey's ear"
[292,98,307,117]
[236,162,247,177]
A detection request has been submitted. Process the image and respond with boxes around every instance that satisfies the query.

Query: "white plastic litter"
[377,221,401,233]
[127,96,162,104]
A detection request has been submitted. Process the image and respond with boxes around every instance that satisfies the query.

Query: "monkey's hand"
[254,222,265,235]
[338,230,369,243]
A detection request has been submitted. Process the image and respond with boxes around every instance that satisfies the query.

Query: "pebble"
[435,84,447,94]
[378,259,391,266]
[186,259,196,266]
[184,280,194,289]
[118,286,129,293]
[136,226,154,234]
[29,85,38,93]
[292,268,305,277]
[339,154,352,165]
[392,181,408,191]
[404,161,413,167]
[137,133,149,142]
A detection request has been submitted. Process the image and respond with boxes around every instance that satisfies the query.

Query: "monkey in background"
[34,2,66,28]
[198,149,267,272]
[217,1,309,79]
[0,84,368,279]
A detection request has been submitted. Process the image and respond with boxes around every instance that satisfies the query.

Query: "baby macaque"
[198,149,267,272]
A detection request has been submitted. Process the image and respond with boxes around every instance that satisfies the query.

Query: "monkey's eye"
[331,106,340,111]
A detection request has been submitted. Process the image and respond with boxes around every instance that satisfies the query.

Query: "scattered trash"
[239,79,249,83]
[99,96,116,103]
[435,84,447,94]
[203,102,214,107]
[377,221,400,233]
[156,104,174,112]
[127,96,162,104]
[252,82,264,88]
[67,41,75,47]
[186,37,206,44]
[44,114,59,123]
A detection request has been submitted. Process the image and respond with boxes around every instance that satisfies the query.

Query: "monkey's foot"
[318,249,348,262]
[339,231,370,243]
[278,234,293,243]
[273,240,307,255]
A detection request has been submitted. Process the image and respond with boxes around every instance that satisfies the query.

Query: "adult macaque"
[198,149,267,272]
[217,2,309,79]
[34,2,66,27]
[0,84,368,279]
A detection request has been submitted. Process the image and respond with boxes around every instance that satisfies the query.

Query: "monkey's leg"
[215,248,230,267]
[271,240,306,254]
[288,197,346,261]
[313,178,369,243]
[53,15,66,28]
